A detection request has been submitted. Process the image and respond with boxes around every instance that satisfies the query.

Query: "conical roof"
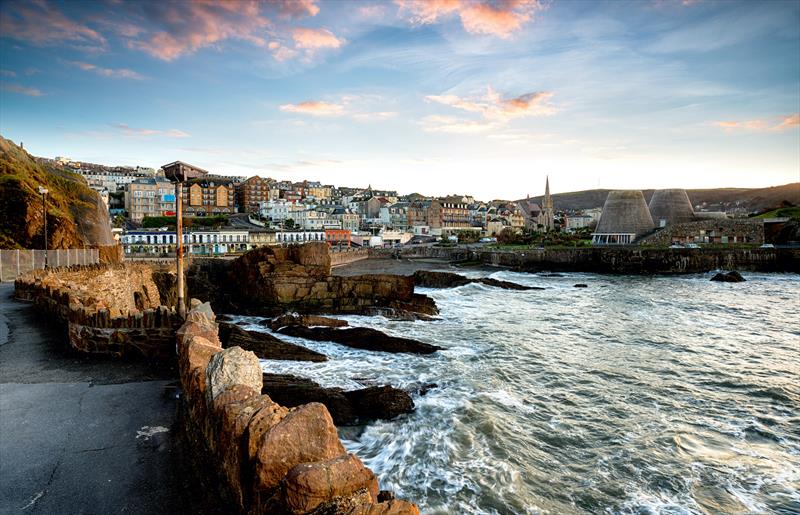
[649,189,694,225]
[595,190,654,238]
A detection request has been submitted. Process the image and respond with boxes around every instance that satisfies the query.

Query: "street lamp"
[162,161,208,318]
[38,186,48,269]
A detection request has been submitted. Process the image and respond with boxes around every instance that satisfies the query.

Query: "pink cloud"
[291,27,344,50]
[0,0,106,50]
[69,61,144,80]
[127,1,270,61]
[269,0,320,18]
[426,86,555,121]
[1,83,43,97]
[396,0,543,38]
[279,100,345,116]
[714,113,800,133]
[421,115,499,133]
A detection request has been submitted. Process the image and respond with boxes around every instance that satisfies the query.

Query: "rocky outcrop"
[262,374,414,426]
[276,325,441,355]
[268,314,349,331]
[176,303,419,514]
[412,270,543,291]
[188,243,439,318]
[220,322,328,362]
[710,271,746,282]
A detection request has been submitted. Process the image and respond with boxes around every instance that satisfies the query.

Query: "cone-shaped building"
[649,189,694,227]
[592,190,654,245]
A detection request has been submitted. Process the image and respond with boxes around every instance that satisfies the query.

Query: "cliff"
[0,135,113,249]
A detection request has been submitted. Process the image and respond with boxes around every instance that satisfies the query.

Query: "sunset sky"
[0,0,798,200]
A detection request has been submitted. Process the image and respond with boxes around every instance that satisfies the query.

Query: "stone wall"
[14,264,180,359]
[639,219,765,246]
[177,303,419,514]
[373,246,800,274]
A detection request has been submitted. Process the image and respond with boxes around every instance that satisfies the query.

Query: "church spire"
[542,175,554,231]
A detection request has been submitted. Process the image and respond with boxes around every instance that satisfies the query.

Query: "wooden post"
[176,182,186,319]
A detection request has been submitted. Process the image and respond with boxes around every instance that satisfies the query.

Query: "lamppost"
[38,186,48,269]
[162,161,208,319]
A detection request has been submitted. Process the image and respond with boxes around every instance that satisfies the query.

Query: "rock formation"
[412,270,544,290]
[710,271,746,282]
[276,325,441,354]
[219,322,328,362]
[188,243,439,319]
[262,374,414,426]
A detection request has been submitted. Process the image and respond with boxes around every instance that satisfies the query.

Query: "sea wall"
[330,248,369,267]
[14,264,180,358]
[176,303,419,514]
[373,246,800,274]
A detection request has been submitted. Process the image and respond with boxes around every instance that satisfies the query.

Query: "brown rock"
[245,397,291,462]
[219,322,327,362]
[253,402,346,492]
[282,453,378,513]
[348,500,421,515]
[205,347,263,405]
[268,314,348,330]
[179,337,221,401]
[276,325,441,354]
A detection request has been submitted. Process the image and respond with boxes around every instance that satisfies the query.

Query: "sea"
[233,270,800,514]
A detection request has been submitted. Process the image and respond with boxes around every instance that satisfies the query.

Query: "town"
[45,156,788,259]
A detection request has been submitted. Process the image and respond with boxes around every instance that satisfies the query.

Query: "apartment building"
[181,178,237,216]
[236,176,275,214]
[125,178,177,222]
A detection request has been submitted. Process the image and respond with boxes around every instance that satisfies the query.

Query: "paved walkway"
[0,282,193,514]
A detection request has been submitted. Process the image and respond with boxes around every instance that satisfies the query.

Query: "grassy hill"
[0,135,113,249]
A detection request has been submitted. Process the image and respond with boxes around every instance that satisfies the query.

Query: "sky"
[0,0,798,200]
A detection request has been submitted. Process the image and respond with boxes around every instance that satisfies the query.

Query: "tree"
[284,218,295,230]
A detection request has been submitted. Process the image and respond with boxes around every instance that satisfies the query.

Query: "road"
[0,282,211,514]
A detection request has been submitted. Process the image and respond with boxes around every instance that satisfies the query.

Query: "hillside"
[525,183,800,212]
[0,136,113,249]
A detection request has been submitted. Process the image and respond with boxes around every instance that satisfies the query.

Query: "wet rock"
[262,374,415,425]
[574,283,588,288]
[710,271,746,282]
[378,491,396,502]
[253,403,345,493]
[275,325,441,354]
[282,453,378,513]
[412,270,543,291]
[344,386,415,422]
[219,322,327,362]
[268,313,348,330]
[205,346,262,405]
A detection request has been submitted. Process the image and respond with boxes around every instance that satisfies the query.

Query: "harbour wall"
[176,303,419,514]
[372,247,800,274]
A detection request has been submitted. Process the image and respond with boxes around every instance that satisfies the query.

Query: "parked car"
[669,244,684,249]
[685,243,700,248]
[760,243,775,248]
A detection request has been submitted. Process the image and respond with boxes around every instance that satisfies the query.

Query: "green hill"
[0,136,113,249]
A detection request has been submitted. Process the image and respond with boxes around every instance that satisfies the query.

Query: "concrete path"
[0,282,194,514]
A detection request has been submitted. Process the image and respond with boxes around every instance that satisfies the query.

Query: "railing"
[0,249,100,282]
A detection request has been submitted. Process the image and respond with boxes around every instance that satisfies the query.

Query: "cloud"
[291,27,345,50]
[0,70,17,78]
[269,0,320,18]
[280,100,346,116]
[1,83,43,96]
[112,123,190,138]
[714,113,800,133]
[68,61,144,80]
[126,1,271,61]
[353,111,398,122]
[268,41,300,61]
[0,0,107,50]
[426,86,555,121]
[395,0,543,38]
